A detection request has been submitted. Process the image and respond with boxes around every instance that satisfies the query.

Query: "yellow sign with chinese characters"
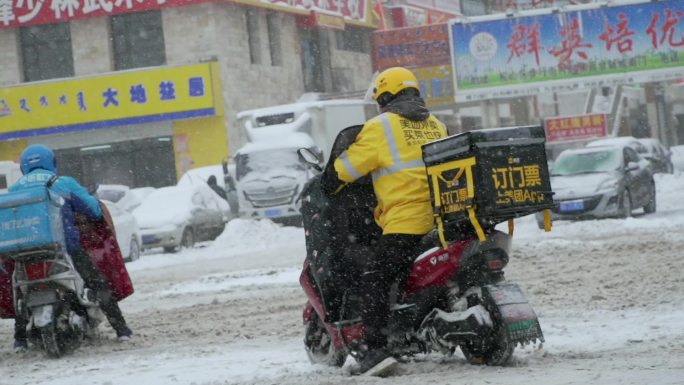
[0,63,222,141]
[491,157,546,206]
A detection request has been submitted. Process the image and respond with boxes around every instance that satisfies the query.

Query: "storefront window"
[335,26,371,53]
[111,10,166,71]
[20,22,74,82]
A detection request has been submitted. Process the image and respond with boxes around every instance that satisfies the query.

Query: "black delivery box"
[422,125,554,233]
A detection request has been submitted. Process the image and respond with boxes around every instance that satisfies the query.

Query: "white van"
[0,161,21,194]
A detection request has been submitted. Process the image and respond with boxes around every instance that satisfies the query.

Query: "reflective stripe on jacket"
[333,112,447,234]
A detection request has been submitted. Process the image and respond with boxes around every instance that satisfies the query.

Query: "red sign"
[0,0,212,29]
[544,114,608,143]
[0,0,368,29]
[372,23,450,72]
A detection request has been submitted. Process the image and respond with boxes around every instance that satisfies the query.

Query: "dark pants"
[361,234,424,351]
[15,248,127,341]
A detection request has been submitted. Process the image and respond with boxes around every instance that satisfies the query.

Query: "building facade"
[0,0,376,188]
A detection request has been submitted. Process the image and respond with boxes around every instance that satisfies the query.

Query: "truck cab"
[234,98,370,225]
[0,161,21,194]
[234,133,320,225]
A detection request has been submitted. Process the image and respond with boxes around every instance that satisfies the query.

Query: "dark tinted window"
[111,11,166,70]
[20,23,74,82]
[335,26,371,53]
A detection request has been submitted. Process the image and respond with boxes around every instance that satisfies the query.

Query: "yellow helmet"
[372,67,419,106]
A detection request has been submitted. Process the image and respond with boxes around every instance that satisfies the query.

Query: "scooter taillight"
[24,262,51,281]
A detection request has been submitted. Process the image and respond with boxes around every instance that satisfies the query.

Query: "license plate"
[142,235,157,244]
[264,209,282,218]
[560,200,584,212]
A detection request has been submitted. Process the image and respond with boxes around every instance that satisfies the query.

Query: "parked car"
[103,200,142,262]
[133,183,229,253]
[97,184,146,213]
[586,136,653,171]
[178,164,238,219]
[535,145,656,228]
[636,138,674,174]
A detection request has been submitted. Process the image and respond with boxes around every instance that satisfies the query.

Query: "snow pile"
[127,219,305,272]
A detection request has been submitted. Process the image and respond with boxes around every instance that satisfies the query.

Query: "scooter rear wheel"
[304,312,346,367]
[460,320,514,366]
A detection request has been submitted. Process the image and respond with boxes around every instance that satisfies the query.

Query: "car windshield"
[235,148,305,180]
[97,189,126,203]
[552,150,621,176]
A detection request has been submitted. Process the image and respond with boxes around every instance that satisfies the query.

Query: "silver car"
[535,145,656,228]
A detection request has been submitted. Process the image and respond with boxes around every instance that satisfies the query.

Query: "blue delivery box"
[0,187,65,256]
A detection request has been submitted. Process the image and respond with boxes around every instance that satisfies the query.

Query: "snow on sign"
[544,113,608,143]
[449,0,684,102]
[0,0,368,29]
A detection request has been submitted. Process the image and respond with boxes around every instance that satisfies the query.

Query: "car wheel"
[127,237,140,262]
[620,190,632,218]
[644,183,657,214]
[180,227,195,249]
[163,246,177,253]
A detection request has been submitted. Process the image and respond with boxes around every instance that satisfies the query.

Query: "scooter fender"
[31,304,54,328]
[483,283,544,345]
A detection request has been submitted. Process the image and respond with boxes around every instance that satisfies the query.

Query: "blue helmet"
[20,144,56,174]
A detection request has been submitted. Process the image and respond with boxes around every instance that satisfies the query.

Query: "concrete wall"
[163,3,306,154]
[0,28,20,85]
[328,33,373,92]
[71,18,112,76]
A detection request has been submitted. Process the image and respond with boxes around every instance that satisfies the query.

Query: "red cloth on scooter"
[0,259,15,319]
[77,202,134,301]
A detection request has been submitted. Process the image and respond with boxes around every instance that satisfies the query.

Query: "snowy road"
[2,175,684,385]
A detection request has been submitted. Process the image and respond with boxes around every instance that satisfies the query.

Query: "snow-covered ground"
[2,174,684,384]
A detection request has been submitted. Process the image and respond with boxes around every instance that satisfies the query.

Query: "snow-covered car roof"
[586,136,647,152]
[236,99,367,120]
[178,164,225,189]
[636,138,668,154]
[236,132,316,155]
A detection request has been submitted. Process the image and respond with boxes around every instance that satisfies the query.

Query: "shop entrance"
[55,136,176,189]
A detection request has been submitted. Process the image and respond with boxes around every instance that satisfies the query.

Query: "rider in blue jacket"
[12,144,132,352]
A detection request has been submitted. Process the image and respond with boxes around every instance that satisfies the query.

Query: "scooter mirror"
[298,148,323,172]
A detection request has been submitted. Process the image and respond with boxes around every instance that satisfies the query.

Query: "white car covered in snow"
[103,200,142,262]
[133,183,230,252]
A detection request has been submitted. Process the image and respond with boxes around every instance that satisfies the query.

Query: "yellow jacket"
[334,112,447,235]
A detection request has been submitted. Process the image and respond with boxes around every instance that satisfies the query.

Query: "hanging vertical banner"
[450,0,684,102]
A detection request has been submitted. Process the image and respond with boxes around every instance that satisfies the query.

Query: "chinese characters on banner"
[0,0,368,29]
[450,0,684,101]
[0,63,218,140]
[544,113,608,143]
[372,23,454,106]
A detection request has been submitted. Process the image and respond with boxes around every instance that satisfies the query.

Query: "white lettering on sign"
[0,216,41,231]
[51,0,80,19]
[0,0,16,26]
